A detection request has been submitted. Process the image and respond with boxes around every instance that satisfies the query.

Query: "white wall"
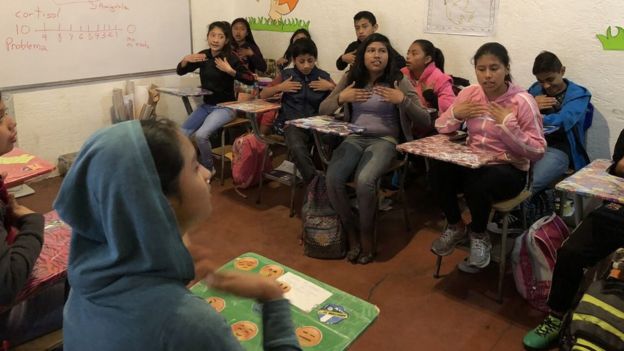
[4,0,624,168]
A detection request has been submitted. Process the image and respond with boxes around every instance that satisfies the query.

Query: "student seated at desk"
[320,34,430,264]
[0,92,43,306]
[401,39,456,137]
[260,38,335,183]
[401,40,455,114]
[55,119,301,351]
[0,92,47,345]
[529,51,592,194]
[430,43,545,272]
[276,28,312,70]
[335,11,406,72]
[176,21,255,174]
[231,18,267,74]
[523,128,624,350]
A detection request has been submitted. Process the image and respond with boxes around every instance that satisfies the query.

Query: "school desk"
[0,211,71,314]
[555,159,623,223]
[286,115,364,165]
[190,252,379,351]
[396,133,499,169]
[156,87,213,115]
[0,148,55,197]
[218,99,282,143]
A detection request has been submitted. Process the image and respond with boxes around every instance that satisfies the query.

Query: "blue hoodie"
[528,79,591,170]
[54,121,300,351]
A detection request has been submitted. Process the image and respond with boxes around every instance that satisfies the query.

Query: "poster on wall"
[425,0,498,36]
[248,0,309,32]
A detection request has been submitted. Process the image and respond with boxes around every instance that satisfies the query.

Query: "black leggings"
[430,161,527,233]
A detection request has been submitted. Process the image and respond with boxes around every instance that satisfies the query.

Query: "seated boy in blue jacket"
[529,51,592,194]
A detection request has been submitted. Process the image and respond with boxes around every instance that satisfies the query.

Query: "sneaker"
[431,225,467,256]
[379,198,393,211]
[457,257,483,274]
[486,212,524,234]
[467,232,492,268]
[522,314,563,350]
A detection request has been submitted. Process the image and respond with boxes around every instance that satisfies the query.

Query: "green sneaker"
[523,314,563,350]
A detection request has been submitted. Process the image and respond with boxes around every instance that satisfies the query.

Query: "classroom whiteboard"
[0,0,191,89]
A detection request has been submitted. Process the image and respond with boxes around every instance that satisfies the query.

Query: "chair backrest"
[450,75,470,96]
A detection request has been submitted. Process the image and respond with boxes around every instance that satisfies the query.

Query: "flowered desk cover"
[190,252,379,351]
[1,211,70,313]
[556,159,624,204]
[396,134,498,169]
[286,116,365,137]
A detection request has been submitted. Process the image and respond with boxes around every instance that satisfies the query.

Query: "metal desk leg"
[574,193,584,227]
[182,96,193,115]
[311,130,331,166]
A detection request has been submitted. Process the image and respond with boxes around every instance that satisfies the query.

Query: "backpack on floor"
[512,213,570,312]
[231,133,272,189]
[523,189,556,226]
[301,175,346,259]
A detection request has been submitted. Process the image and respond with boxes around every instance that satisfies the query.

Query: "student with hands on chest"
[431,42,545,273]
[320,33,430,265]
[176,21,255,175]
[260,38,335,182]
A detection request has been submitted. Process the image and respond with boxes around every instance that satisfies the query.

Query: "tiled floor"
[23,173,549,350]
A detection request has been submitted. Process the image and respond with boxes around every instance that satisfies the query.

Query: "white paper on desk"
[277,272,332,313]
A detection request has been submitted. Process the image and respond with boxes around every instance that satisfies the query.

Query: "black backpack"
[301,175,346,259]
[560,247,624,351]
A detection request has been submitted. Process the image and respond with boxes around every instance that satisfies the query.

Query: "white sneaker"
[457,258,482,274]
[467,232,492,268]
[431,225,467,256]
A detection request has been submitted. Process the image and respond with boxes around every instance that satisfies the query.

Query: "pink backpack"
[231,133,273,189]
[511,213,570,312]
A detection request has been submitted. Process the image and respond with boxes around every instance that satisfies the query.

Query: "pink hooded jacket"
[435,83,545,171]
[401,63,456,113]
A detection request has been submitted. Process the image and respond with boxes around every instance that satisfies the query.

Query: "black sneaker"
[486,212,524,234]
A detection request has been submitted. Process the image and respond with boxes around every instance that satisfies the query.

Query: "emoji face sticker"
[296,326,323,347]
[231,321,258,341]
[277,280,291,293]
[234,257,259,271]
[205,296,225,313]
[259,264,285,279]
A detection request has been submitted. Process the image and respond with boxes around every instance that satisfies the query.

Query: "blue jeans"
[181,104,234,170]
[531,147,570,194]
[326,135,396,255]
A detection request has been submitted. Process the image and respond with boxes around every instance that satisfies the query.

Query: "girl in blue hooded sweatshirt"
[55,119,301,351]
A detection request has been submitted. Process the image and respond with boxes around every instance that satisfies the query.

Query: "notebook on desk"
[190,252,379,350]
[0,148,55,187]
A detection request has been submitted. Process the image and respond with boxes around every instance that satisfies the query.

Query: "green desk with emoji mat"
[190,252,379,350]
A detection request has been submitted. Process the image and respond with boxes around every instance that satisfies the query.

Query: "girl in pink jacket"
[401,40,456,137]
[430,42,545,272]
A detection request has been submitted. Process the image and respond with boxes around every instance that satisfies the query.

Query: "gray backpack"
[301,175,346,259]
